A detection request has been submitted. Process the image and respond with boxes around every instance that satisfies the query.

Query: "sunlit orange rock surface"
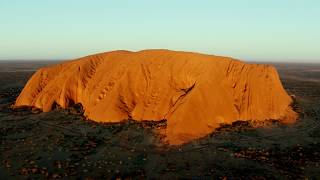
[15,50,297,144]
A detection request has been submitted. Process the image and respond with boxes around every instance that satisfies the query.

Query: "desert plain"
[0,60,319,179]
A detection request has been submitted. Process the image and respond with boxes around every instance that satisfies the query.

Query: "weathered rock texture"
[15,50,297,144]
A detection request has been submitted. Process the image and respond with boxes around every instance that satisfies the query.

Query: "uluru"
[14,49,297,144]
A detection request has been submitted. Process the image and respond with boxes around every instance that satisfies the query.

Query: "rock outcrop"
[14,50,297,144]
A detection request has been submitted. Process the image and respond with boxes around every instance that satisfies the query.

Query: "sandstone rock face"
[15,50,297,144]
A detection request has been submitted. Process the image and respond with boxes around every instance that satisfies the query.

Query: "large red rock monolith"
[15,50,297,144]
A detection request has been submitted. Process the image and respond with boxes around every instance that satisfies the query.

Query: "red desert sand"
[14,50,297,144]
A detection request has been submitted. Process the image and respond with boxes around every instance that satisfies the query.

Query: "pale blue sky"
[0,0,319,62]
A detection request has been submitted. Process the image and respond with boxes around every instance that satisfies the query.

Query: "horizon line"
[0,58,319,64]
